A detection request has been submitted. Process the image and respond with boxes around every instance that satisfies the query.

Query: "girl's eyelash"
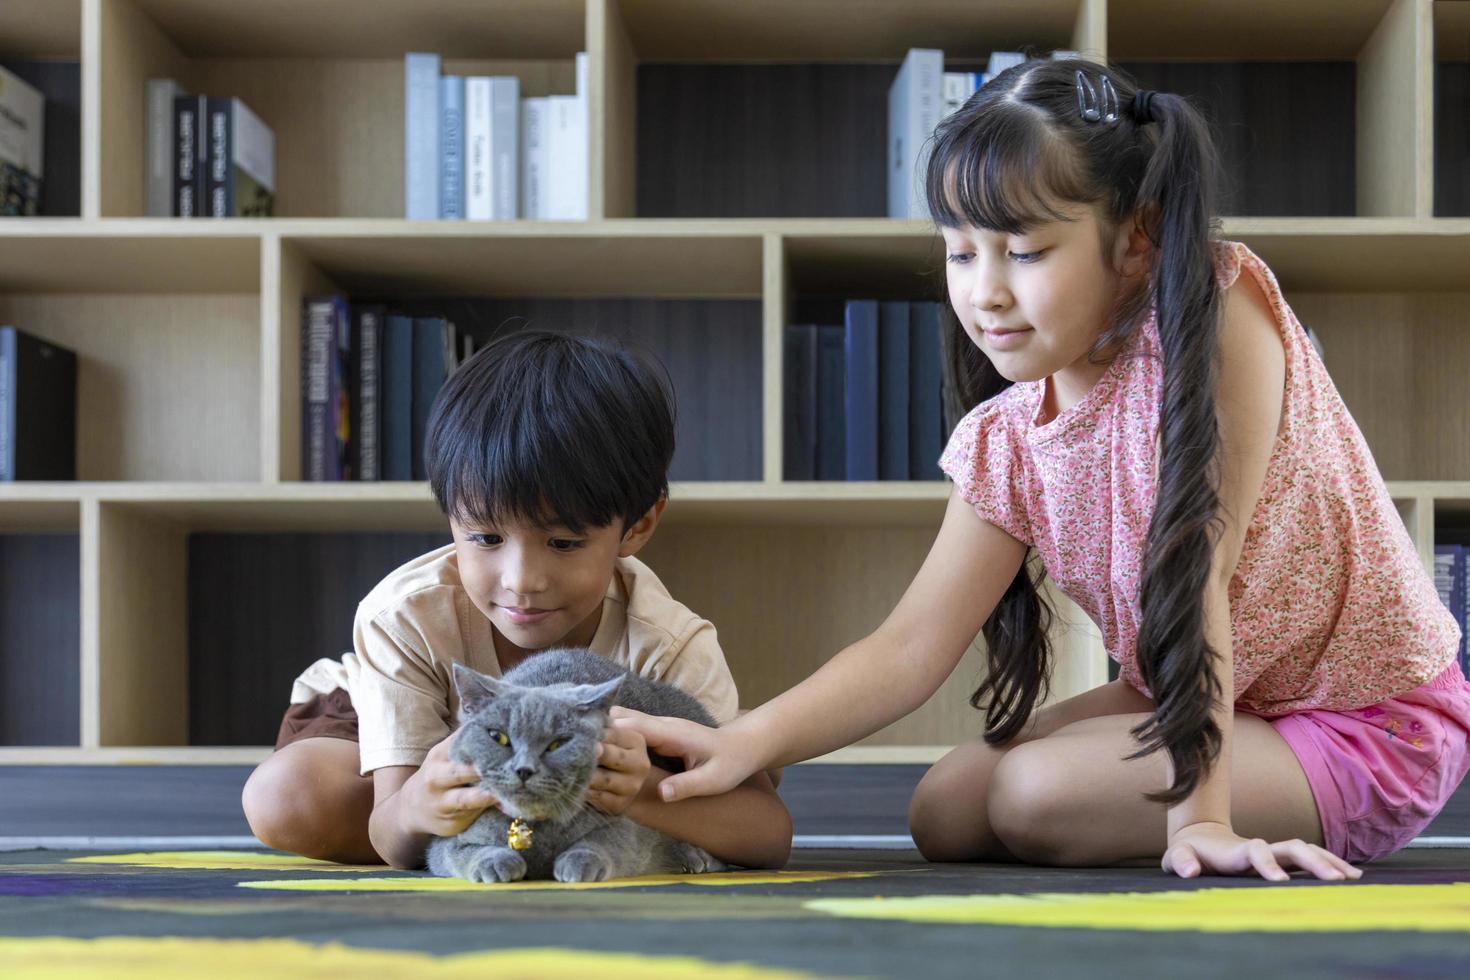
[1009,250,1044,263]
[947,253,973,264]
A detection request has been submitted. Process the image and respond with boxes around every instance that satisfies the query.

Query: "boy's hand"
[401,735,499,837]
[587,723,651,815]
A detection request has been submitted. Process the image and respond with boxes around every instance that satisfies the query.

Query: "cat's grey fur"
[425,647,727,884]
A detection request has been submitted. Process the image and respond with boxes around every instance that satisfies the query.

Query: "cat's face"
[449,662,622,822]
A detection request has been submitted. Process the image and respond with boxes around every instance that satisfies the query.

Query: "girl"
[616,59,1470,880]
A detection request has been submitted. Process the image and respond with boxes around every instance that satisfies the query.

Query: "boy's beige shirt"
[290,544,739,774]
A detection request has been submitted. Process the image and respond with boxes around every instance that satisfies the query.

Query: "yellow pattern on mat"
[806,883,1470,932]
[67,851,378,872]
[239,869,891,892]
[0,937,820,979]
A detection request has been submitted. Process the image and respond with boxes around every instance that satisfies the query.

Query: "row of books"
[785,301,947,482]
[889,49,1077,219]
[146,80,276,217]
[0,325,76,481]
[405,52,589,221]
[1433,545,1470,676]
[0,65,44,216]
[301,300,477,482]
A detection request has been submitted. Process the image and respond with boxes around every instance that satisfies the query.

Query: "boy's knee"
[986,748,1073,864]
[241,755,308,849]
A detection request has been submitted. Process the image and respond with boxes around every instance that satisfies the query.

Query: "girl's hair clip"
[1075,71,1120,124]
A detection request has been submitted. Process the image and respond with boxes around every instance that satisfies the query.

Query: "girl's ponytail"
[1127,91,1227,805]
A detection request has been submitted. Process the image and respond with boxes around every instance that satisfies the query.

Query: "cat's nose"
[515,767,534,783]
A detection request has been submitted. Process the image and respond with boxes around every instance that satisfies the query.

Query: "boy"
[242,331,792,870]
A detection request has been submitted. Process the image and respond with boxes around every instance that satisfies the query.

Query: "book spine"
[230,98,275,216]
[465,77,492,220]
[146,79,180,217]
[301,299,336,481]
[411,317,448,481]
[354,305,383,481]
[844,300,879,481]
[521,98,547,220]
[333,297,350,481]
[440,75,465,219]
[491,76,520,220]
[382,315,415,481]
[544,96,574,220]
[404,53,441,219]
[878,301,911,481]
[0,327,12,481]
[782,324,818,481]
[206,97,233,217]
[816,324,845,481]
[909,301,944,479]
[173,94,202,217]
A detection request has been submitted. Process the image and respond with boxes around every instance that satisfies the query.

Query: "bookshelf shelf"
[0,0,1465,762]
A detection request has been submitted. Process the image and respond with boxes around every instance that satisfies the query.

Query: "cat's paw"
[554,848,614,883]
[676,842,727,874]
[466,847,527,884]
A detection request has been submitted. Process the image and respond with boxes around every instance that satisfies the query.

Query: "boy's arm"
[627,767,792,870]
[592,720,791,869]
[368,738,499,870]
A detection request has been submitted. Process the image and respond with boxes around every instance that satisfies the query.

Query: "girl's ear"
[1114,206,1157,280]
[617,496,666,558]
[453,662,505,715]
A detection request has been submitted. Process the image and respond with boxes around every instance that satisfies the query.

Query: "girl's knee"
[986,746,1076,864]
[908,746,998,862]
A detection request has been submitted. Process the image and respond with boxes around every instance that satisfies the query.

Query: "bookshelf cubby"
[0,0,1465,765]
[1436,0,1470,216]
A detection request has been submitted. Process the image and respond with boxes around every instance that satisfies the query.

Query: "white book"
[520,97,548,220]
[544,94,587,221]
[465,77,492,220]
[887,49,942,219]
[987,51,1026,76]
[490,76,520,219]
[942,72,972,118]
[146,78,182,217]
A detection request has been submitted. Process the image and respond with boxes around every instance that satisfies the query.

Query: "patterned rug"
[3,847,1470,978]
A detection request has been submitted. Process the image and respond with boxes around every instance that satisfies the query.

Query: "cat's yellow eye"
[545,739,563,753]
[488,729,510,747]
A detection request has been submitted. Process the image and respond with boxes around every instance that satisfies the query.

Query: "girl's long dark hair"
[925,60,1225,805]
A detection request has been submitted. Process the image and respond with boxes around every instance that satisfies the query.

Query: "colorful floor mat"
[3,848,1470,978]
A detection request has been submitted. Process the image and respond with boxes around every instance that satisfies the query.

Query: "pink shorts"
[1268,658,1470,864]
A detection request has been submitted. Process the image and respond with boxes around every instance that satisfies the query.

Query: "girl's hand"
[587,722,652,815]
[1162,821,1362,882]
[609,706,761,802]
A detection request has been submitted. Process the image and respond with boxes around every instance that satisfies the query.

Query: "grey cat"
[425,647,728,884]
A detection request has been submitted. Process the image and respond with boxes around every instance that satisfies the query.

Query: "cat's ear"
[568,676,623,714]
[452,662,505,715]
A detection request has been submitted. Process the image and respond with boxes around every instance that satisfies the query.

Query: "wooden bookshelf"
[0,0,1465,764]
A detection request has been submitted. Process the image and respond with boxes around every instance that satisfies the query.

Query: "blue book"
[411,317,449,481]
[908,301,944,479]
[843,300,880,481]
[404,53,440,219]
[783,324,818,480]
[816,324,845,481]
[382,314,414,480]
[878,301,910,481]
[440,75,465,219]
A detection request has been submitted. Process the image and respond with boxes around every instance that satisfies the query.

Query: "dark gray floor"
[1,763,1467,839]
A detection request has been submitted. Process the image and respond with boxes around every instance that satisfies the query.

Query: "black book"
[382,314,414,481]
[816,323,845,481]
[351,305,385,481]
[783,324,818,480]
[878,300,910,480]
[410,317,448,482]
[0,326,77,481]
[173,94,205,217]
[909,301,944,480]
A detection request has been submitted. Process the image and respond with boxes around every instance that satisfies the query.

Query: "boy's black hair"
[425,330,676,535]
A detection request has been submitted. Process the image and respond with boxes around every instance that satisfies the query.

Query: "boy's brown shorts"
[274,688,360,749]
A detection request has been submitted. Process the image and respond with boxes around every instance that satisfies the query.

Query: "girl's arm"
[616,490,1028,801]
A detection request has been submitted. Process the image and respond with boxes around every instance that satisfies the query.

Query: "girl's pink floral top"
[939,240,1459,714]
